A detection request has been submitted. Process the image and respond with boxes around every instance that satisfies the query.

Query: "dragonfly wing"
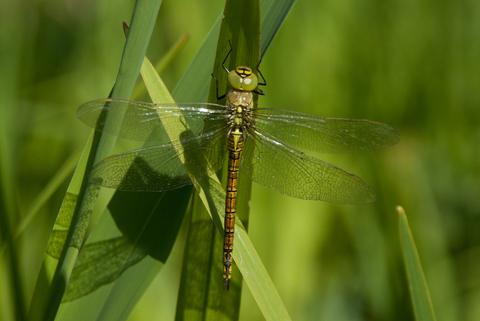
[240,128,376,204]
[77,99,229,143]
[90,124,229,191]
[253,108,401,154]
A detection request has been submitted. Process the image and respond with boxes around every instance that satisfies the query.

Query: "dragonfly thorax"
[227,89,253,108]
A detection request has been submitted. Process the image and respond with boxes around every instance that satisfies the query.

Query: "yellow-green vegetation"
[0,0,478,320]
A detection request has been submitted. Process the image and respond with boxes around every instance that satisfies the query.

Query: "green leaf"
[131,33,190,100]
[27,1,163,320]
[260,0,297,54]
[27,133,95,321]
[54,12,218,321]
[398,206,437,321]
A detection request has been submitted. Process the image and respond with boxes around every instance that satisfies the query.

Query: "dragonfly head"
[228,66,258,92]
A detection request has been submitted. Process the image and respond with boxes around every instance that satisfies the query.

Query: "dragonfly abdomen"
[223,126,245,291]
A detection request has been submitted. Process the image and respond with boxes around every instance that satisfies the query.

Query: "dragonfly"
[77,46,401,291]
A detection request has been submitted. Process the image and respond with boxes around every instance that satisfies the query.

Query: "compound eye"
[227,70,243,90]
[227,67,258,92]
[241,74,258,91]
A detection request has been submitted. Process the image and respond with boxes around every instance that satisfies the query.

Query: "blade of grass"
[54,14,220,321]
[27,1,163,320]
[260,0,296,54]
[27,133,95,321]
[131,33,190,100]
[398,206,437,321]
[55,22,195,321]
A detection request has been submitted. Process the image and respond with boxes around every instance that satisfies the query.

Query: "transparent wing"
[252,108,401,154]
[77,98,229,143]
[90,122,229,191]
[240,127,376,204]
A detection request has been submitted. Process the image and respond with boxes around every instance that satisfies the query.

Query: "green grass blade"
[131,33,190,100]
[93,1,163,162]
[27,133,94,321]
[55,14,195,321]
[260,0,297,54]
[27,1,163,320]
[398,206,437,321]
[171,20,221,102]
[54,12,216,321]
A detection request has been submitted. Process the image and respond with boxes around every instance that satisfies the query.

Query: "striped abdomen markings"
[223,126,245,291]
[222,89,252,291]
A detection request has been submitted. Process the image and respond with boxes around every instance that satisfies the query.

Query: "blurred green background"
[1,0,479,320]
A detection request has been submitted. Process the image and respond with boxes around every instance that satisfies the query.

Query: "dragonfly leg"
[254,60,267,95]
[256,60,267,86]
[212,73,227,100]
[222,39,233,74]
[212,40,234,101]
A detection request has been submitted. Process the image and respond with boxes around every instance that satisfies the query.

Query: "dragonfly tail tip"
[223,279,230,291]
